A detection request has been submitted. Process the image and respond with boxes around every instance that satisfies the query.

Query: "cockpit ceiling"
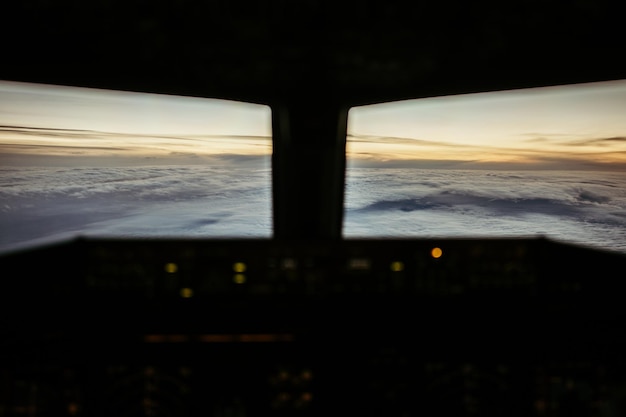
[2,0,624,106]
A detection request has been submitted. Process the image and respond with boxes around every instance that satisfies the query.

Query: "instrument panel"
[1,237,625,416]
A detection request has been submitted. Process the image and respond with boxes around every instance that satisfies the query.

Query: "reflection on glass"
[344,80,626,254]
[0,81,272,252]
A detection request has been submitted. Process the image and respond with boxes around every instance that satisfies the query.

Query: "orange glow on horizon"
[347,80,626,170]
[0,80,272,163]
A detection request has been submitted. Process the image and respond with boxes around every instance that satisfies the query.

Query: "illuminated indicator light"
[390,261,404,272]
[535,399,547,413]
[180,287,194,298]
[144,334,165,343]
[237,333,294,342]
[348,258,371,270]
[233,274,246,284]
[233,262,247,273]
[431,247,443,259]
[164,263,178,273]
[199,334,234,343]
[281,258,297,270]
[67,402,80,416]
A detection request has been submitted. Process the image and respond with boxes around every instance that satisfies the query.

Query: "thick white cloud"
[0,164,272,252]
[3,164,626,255]
[344,168,626,253]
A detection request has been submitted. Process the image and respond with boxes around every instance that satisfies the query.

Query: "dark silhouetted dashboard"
[1,237,625,416]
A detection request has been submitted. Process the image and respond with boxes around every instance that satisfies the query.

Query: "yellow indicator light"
[233,274,246,284]
[431,247,443,259]
[390,261,404,272]
[180,287,193,298]
[233,262,247,273]
[164,263,178,273]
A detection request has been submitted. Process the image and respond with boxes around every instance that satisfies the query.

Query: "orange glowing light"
[144,334,163,343]
[431,247,443,259]
[198,334,235,343]
[67,402,80,416]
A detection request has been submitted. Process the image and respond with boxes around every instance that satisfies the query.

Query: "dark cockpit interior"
[1,1,626,415]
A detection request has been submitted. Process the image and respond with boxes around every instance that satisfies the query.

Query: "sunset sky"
[348,79,626,170]
[0,80,272,166]
[1,79,625,170]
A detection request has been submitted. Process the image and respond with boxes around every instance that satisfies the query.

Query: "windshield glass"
[344,80,626,254]
[0,81,272,252]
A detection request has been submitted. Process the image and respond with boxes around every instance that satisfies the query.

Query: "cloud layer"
[345,168,626,253]
[2,164,625,255]
[0,165,272,252]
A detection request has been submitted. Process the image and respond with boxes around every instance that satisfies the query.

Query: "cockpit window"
[0,81,272,252]
[344,80,626,254]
